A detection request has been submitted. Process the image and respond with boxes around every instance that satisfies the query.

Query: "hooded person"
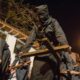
[29,4,74,80]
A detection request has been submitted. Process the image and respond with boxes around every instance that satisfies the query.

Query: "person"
[9,44,30,80]
[0,38,11,80]
[20,4,73,80]
[35,5,78,80]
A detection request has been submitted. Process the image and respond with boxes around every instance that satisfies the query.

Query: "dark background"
[23,0,80,53]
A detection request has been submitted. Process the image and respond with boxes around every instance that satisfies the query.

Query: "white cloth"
[6,34,17,65]
[6,34,17,80]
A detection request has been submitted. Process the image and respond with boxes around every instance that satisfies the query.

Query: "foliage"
[0,0,40,35]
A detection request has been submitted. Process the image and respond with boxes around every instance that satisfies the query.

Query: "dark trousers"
[30,54,59,80]
[16,67,28,80]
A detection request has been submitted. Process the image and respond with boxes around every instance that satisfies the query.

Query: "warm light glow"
[75,35,80,48]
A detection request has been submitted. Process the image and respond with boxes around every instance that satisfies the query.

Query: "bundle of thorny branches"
[0,0,40,35]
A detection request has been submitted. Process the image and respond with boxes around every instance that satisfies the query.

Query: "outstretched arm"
[21,27,37,52]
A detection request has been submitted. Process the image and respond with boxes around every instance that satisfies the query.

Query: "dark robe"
[20,5,71,80]
[22,4,70,80]
[0,38,10,80]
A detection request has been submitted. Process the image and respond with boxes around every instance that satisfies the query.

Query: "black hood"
[36,5,49,22]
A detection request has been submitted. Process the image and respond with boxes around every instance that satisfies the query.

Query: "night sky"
[23,0,80,53]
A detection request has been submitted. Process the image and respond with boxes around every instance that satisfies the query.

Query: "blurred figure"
[23,4,72,80]
[0,38,10,80]
[9,44,30,80]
